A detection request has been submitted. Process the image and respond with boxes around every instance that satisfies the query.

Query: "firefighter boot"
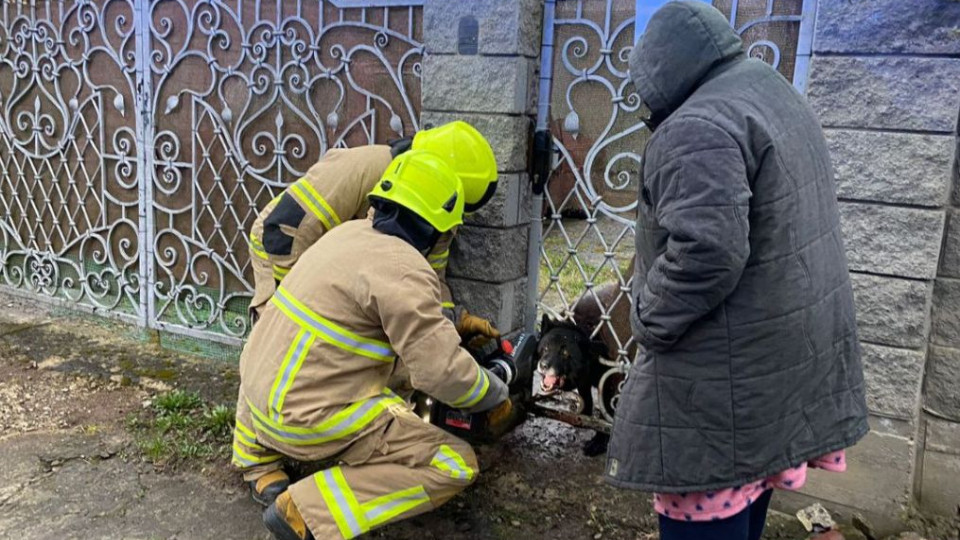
[250,469,290,507]
[263,491,314,540]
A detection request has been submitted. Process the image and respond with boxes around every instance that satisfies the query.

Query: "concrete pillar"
[777,0,960,528]
[420,0,543,334]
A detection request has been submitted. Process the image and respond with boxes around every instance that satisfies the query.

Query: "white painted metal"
[0,0,424,345]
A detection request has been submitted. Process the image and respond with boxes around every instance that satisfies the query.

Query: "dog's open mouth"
[538,369,566,395]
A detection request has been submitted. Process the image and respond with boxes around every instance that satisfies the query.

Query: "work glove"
[487,398,513,426]
[485,397,525,439]
[455,307,500,340]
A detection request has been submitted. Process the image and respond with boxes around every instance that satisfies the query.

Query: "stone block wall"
[791,0,960,524]
[924,143,960,518]
[421,0,542,334]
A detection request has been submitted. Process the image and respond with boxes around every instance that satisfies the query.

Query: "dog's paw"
[582,432,609,457]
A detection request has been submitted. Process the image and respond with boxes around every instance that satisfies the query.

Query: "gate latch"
[530,128,553,196]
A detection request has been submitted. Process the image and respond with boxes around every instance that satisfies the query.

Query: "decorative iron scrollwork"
[0,1,142,319]
[0,1,424,342]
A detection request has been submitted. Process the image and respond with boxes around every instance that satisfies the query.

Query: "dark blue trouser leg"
[748,489,774,540]
[658,489,774,540]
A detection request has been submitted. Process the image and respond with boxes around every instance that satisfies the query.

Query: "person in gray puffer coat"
[605,2,869,538]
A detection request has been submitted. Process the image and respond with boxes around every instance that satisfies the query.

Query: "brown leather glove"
[455,308,500,339]
[485,397,524,439]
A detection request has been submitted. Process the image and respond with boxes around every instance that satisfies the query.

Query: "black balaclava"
[388,137,413,157]
[371,199,442,254]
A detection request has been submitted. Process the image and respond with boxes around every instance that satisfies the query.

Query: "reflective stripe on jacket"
[240,219,506,438]
[247,145,393,310]
[247,145,456,313]
[429,231,455,308]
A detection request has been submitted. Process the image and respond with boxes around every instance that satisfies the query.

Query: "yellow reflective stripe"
[249,233,269,260]
[451,366,490,408]
[272,265,290,281]
[235,438,266,454]
[274,334,313,422]
[441,302,455,309]
[430,445,475,481]
[316,467,367,538]
[246,391,403,446]
[315,470,357,538]
[332,467,365,532]
[428,249,449,270]
[316,471,429,536]
[235,419,257,440]
[232,442,281,466]
[234,428,264,451]
[299,180,342,226]
[289,179,341,231]
[290,182,333,230]
[232,454,258,468]
[361,485,430,528]
[271,286,395,362]
[268,329,314,423]
[427,249,449,262]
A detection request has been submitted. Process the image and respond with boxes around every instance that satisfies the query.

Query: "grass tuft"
[130,390,233,468]
[203,404,234,437]
[154,390,203,415]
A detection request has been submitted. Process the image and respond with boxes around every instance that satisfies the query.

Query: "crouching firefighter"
[247,121,499,342]
[233,149,512,540]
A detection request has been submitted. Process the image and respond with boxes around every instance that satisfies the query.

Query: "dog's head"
[536,314,608,394]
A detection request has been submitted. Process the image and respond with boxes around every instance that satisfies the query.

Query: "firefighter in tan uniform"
[247,121,499,339]
[234,149,511,540]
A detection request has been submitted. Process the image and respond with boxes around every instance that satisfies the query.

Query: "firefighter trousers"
[233,390,478,539]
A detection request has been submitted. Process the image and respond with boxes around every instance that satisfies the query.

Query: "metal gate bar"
[134,0,156,330]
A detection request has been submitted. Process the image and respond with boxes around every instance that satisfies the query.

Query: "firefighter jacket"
[239,218,507,450]
[248,145,455,313]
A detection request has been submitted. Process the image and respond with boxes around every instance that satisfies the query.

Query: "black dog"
[536,314,612,456]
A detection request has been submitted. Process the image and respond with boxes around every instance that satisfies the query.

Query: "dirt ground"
[0,290,941,540]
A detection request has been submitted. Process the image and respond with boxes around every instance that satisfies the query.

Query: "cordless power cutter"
[428,333,537,444]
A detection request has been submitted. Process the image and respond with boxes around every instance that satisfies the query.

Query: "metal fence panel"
[0,0,423,345]
[141,1,423,342]
[0,1,143,323]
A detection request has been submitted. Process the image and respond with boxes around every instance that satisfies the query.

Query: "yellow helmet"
[368,149,465,233]
[412,121,497,213]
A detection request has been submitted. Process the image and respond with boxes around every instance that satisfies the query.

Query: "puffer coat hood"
[629,1,743,121]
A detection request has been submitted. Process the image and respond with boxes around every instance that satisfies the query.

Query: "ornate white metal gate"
[530,0,817,420]
[0,0,423,344]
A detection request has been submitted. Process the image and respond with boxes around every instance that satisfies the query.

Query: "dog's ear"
[587,339,610,360]
[540,314,554,334]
